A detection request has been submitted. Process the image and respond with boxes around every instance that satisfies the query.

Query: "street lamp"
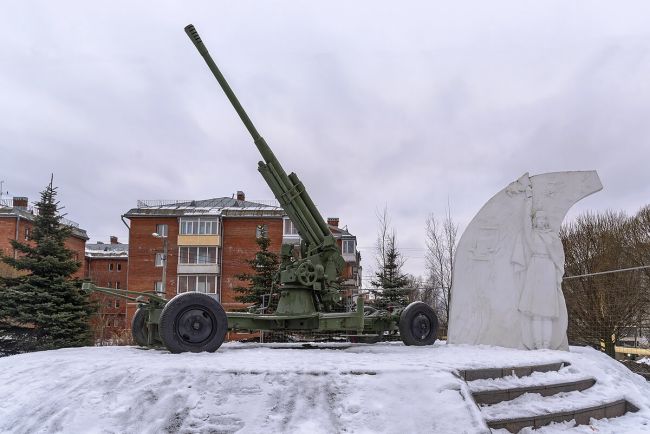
[152,232,168,298]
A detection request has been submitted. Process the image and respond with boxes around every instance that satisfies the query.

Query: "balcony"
[177,234,221,246]
[177,264,220,274]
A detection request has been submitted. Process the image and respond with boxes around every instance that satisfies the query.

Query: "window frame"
[177,275,218,295]
[179,217,219,235]
[154,253,165,267]
[283,218,298,236]
[178,246,217,265]
[156,224,168,237]
[342,239,356,255]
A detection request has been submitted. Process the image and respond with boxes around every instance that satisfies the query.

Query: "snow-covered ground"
[1,342,649,433]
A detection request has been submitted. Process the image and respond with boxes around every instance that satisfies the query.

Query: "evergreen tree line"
[0,179,94,356]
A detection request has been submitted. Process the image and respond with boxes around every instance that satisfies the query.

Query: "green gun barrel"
[184,24,330,249]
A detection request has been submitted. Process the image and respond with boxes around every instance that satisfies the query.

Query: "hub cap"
[176,307,215,344]
[411,313,431,340]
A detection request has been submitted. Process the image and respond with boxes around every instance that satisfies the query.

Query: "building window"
[342,239,356,255]
[24,227,30,241]
[107,281,111,288]
[156,224,168,237]
[256,224,268,239]
[178,275,217,294]
[179,218,218,235]
[115,299,120,308]
[113,318,120,328]
[115,281,120,289]
[117,263,122,271]
[109,263,114,271]
[178,247,217,264]
[283,219,298,236]
[154,281,164,294]
[155,253,165,267]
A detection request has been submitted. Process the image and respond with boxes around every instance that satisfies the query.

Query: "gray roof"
[124,197,284,218]
[85,242,129,258]
[0,206,89,240]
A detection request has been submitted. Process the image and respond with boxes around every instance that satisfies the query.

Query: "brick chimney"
[327,217,339,227]
[13,197,28,210]
[236,191,245,201]
[110,236,119,244]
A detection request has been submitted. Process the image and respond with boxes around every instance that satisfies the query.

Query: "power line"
[564,265,650,280]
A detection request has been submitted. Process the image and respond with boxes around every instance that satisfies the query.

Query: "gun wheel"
[399,302,439,346]
[131,308,149,347]
[159,292,227,353]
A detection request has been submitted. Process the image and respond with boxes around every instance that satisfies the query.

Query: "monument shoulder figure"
[511,180,566,348]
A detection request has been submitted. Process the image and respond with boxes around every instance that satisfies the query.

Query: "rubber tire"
[399,302,439,346]
[159,292,228,353]
[131,308,149,347]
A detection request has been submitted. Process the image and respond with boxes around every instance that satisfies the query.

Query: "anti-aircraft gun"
[83,24,439,353]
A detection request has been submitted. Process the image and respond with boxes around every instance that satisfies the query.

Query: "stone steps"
[459,362,639,433]
[486,399,639,432]
[472,377,596,405]
[458,361,568,381]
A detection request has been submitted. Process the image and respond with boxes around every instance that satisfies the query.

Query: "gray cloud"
[2,1,649,285]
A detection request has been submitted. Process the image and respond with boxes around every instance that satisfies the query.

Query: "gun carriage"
[82,24,439,353]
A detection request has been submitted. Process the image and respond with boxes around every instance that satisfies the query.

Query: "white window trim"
[178,246,218,265]
[283,218,299,236]
[177,274,219,295]
[179,217,220,235]
[155,253,165,267]
[342,239,356,255]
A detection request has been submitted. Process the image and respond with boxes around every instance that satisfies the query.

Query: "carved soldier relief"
[448,171,603,350]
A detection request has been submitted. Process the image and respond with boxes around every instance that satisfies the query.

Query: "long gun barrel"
[184,24,330,250]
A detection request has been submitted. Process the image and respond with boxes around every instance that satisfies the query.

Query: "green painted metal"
[81,282,167,305]
[85,281,399,350]
[82,25,416,351]
[184,24,345,309]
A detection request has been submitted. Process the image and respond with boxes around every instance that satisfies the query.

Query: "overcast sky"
[2,1,650,285]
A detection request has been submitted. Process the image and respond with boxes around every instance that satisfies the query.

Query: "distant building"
[122,191,361,325]
[0,196,88,279]
[85,236,128,340]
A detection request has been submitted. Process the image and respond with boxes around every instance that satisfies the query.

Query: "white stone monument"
[448,171,602,350]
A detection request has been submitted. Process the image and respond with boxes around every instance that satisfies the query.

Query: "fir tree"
[371,232,410,309]
[0,177,95,356]
[233,225,280,312]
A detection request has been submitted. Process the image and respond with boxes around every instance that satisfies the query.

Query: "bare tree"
[425,204,458,327]
[374,205,390,281]
[561,209,650,357]
[405,274,424,303]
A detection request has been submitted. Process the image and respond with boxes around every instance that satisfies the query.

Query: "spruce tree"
[371,234,410,309]
[0,178,94,356]
[233,225,280,312]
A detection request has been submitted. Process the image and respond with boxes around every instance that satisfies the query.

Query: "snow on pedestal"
[1,342,650,433]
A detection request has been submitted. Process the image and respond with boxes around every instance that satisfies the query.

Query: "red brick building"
[123,191,361,325]
[85,236,128,340]
[0,197,88,279]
